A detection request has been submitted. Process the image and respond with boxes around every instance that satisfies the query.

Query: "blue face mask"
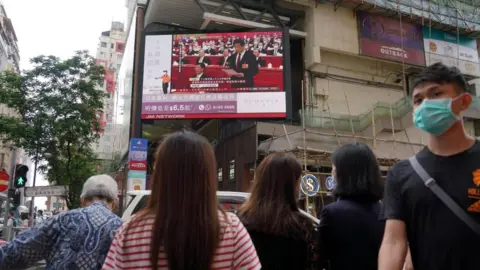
[413,98,460,136]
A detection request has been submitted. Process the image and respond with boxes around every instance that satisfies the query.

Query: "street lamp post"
[28,152,51,225]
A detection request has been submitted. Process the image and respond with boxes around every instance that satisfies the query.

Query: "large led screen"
[141,31,286,119]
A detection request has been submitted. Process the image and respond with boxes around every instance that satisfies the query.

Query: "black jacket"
[196,57,211,65]
[317,199,385,270]
[228,50,259,87]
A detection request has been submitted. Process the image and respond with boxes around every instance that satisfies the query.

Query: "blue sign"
[300,174,320,197]
[129,138,148,151]
[326,176,336,191]
[129,138,148,171]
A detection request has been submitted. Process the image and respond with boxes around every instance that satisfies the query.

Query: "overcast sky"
[3,0,126,70]
[2,0,126,203]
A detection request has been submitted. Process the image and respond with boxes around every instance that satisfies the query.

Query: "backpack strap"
[409,156,480,235]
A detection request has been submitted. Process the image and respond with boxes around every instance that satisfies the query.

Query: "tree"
[0,51,106,209]
[43,147,99,209]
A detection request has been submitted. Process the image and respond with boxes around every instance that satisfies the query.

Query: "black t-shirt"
[382,141,480,270]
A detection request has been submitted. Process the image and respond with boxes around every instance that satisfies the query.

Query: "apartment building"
[93,21,126,161]
[0,3,22,175]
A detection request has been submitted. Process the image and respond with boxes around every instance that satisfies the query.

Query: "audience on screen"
[196,50,211,66]
[190,63,208,81]
[173,33,283,58]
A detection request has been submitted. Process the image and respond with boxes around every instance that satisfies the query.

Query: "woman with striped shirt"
[102,131,260,270]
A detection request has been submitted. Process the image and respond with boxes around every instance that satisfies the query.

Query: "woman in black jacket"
[317,143,385,270]
[238,153,316,269]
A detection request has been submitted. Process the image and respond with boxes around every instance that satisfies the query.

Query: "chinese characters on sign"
[141,31,286,119]
[24,185,69,197]
[127,138,148,191]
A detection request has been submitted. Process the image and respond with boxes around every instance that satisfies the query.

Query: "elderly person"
[0,174,122,270]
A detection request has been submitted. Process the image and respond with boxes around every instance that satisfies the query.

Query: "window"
[103,145,112,153]
[111,43,114,49]
[218,167,223,182]
[101,42,107,48]
[229,160,235,182]
[0,153,5,168]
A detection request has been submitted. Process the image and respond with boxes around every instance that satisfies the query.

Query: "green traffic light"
[17,177,24,185]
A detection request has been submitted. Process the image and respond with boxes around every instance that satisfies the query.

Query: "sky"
[3,0,126,70]
[2,0,126,209]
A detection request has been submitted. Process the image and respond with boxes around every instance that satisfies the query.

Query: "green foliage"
[43,148,99,209]
[101,152,124,174]
[0,51,106,209]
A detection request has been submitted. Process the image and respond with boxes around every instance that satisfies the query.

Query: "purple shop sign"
[142,101,237,115]
[357,11,425,66]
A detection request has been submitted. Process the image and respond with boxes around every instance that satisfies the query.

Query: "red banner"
[92,111,105,134]
[105,69,115,93]
[116,42,125,53]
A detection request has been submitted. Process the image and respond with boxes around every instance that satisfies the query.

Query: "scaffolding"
[321,0,480,36]
[258,0,480,216]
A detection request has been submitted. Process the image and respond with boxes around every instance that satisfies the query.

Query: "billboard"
[141,31,286,119]
[423,28,480,77]
[357,11,425,66]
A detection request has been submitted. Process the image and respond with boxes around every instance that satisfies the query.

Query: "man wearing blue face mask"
[378,62,480,270]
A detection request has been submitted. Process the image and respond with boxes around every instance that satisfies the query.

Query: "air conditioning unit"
[468,79,480,97]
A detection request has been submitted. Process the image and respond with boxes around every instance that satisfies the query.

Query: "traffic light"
[8,189,20,206]
[14,164,28,188]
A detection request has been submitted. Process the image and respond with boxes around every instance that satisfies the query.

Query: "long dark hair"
[239,153,310,238]
[332,143,383,202]
[134,131,220,269]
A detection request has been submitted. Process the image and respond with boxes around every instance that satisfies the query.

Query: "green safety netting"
[300,96,412,132]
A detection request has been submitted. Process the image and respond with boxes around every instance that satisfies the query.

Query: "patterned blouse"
[0,202,122,270]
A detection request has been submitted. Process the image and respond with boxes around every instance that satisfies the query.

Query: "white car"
[122,190,319,225]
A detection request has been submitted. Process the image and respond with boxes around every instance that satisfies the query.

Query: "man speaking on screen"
[228,38,258,88]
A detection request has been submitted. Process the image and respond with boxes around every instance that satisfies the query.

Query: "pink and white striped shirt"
[102,212,261,270]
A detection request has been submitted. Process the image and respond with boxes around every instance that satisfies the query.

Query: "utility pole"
[28,156,38,224]
[2,149,16,240]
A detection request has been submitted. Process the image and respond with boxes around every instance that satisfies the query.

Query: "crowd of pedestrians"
[0,62,478,269]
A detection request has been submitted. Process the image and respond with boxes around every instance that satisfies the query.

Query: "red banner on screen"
[141,31,287,119]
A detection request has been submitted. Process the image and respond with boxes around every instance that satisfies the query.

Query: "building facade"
[0,2,21,175]
[115,0,480,211]
[93,22,127,162]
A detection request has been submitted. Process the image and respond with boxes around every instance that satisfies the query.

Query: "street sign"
[128,138,148,171]
[25,185,69,197]
[300,174,320,197]
[326,176,336,190]
[128,170,146,191]
[0,171,9,192]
